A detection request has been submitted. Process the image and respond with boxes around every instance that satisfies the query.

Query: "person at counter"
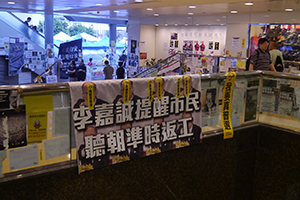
[67,60,77,82]
[77,59,86,81]
[249,38,276,71]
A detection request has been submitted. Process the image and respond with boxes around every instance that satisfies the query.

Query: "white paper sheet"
[53,108,70,137]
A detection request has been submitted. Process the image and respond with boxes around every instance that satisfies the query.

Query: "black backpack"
[274,55,283,72]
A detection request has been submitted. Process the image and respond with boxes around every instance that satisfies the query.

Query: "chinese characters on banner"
[69,75,202,173]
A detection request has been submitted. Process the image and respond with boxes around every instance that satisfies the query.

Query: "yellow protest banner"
[184,76,189,97]
[156,77,162,100]
[176,77,181,99]
[87,83,94,110]
[148,80,153,103]
[222,72,236,139]
[27,112,47,142]
[123,80,130,104]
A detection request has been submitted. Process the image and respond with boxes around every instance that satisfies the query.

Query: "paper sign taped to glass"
[69,75,202,173]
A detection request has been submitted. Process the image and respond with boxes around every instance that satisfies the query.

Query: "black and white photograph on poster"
[171,32,178,40]
[170,40,174,47]
[9,37,25,76]
[0,105,27,149]
[215,42,219,50]
[278,86,298,118]
[201,88,218,116]
[209,41,213,50]
[261,79,279,114]
[131,40,137,54]
[175,41,178,48]
[245,89,258,122]
[0,90,10,109]
[69,75,202,173]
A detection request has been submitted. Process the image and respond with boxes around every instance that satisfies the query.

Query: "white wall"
[140,25,156,66]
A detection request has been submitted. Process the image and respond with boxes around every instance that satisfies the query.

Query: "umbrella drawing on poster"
[175,41,178,48]
[183,40,193,53]
[194,41,200,53]
[215,42,219,50]
[170,40,174,47]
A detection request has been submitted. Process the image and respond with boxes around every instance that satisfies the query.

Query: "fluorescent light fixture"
[196,24,199,26]
[189,6,196,9]
[147,8,153,11]
[285,8,293,12]
[264,15,269,18]
[188,13,194,15]
[185,24,188,26]
[135,0,143,2]
[66,7,72,9]
[155,24,159,26]
[165,24,168,26]
[245,2,253,6]
[175,24,178,26]
[231,10,238,14]
[96,3,102,6]
[220,24,224,25]
[154,13,159,16]
[114,10,119,13]
[7,1,15,4]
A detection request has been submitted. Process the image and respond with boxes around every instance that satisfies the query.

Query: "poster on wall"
[69,75,202,173]
[183,40,193,53]
[131,40,137,53]
[139,52,147,60]
[8,37,25,76]
[209,41,213,50]
[170,40,174,47]
[215,42,219,50]
[171,33,178,40]
[175,41,178,48]
[194,41,200,54]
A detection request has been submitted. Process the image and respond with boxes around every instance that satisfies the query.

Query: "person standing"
[116,62,125,79]
[87,58,93,66]
[269,41,284,72]
[67,60,77,82]
[249,38,276,71]
[103,60,114,79]
[77,59,86,81]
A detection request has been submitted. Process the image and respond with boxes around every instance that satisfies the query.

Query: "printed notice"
[24,94,53,114]
[27,112,47,141]
[53,108,70,137]
[44,136,70,160]
[9,144,39,170]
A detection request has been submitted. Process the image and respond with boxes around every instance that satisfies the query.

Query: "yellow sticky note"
[27,112,48,142]
[236,59,246,69]
[24,94,53,114]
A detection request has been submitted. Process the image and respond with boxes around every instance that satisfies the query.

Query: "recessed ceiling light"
[216,19,220,21]
[175,24,178,26]
[185,24,188,26]
[154,13,159,16]
[189,6,196,9]
[114,10,119,13]
[7,1,15,4]
[196,24,199,26]
[220,24,224,25]
[292,19,296,21]
[231,10,238,14]
[264,15,269,18]
[165,24,168,26]
[96,3,102,6]
[222,16,227,18]
[147,8,153,11]
[188,13,194,15]
[208,24,211,25]
[285,8,293,12]
[66,7,72,9]
[135,0,143,2]
[155,24,159,26]
[245,2,253,6]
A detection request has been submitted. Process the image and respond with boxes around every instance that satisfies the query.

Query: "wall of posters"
[69,75,202,173]
[8,37,24,76]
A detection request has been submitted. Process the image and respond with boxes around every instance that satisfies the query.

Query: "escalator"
[133,53,182,78]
